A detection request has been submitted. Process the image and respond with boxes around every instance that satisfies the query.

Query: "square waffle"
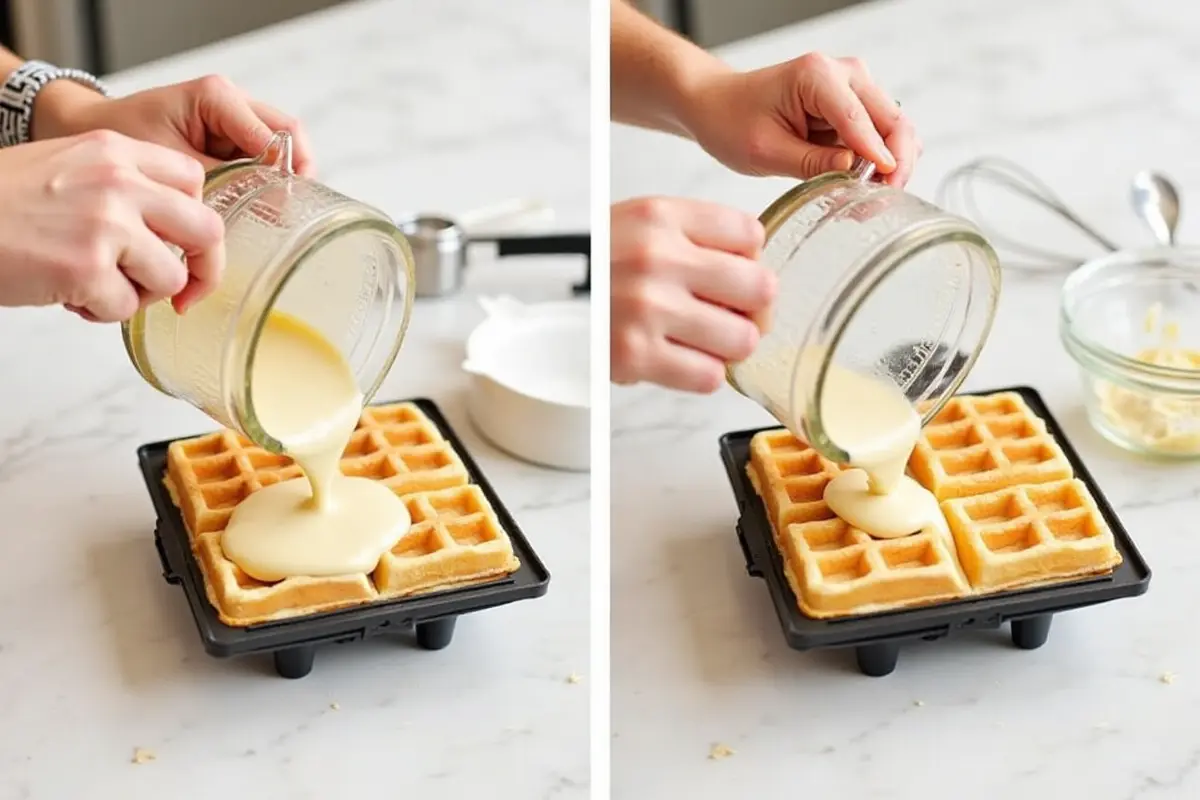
[163,402,521,626]
[909,392,1073,500]
[747,431,970,619]
[941,479,1121,591]
[746,391,1122,619]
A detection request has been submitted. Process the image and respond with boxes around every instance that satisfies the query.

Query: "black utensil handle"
[477,233,591,295]
[493,233,590,259]
[573,262,591,295]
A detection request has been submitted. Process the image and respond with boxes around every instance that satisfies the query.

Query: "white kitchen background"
[634,0,869,47]
[5,0,869,75]
[7,0,346,73]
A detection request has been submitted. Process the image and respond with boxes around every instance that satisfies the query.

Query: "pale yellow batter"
[220,312,411,582]
[823,469,947,539]
[813,354,942,540]
[1095,302,1200,454]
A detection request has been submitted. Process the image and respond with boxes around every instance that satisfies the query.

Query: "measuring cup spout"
[253,131,295,175]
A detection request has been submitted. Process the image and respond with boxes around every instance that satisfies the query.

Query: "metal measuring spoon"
[1131,170,1181,246]
[1128,170,1200,296]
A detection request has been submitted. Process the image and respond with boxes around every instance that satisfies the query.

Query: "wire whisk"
[935,156,1126,272]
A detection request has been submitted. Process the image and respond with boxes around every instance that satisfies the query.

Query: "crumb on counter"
[913,700,925,707]
[1161,671,1177,685]
[329,702,340,710]
[567,673,582,684]
[131,747,155,765]
[708,743,735,760]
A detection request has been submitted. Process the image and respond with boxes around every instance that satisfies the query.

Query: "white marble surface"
[612,1,1200,797]
[0,2,589,799]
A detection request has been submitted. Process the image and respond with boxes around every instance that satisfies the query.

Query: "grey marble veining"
[612,0,1200,797]
[0,1,588,798]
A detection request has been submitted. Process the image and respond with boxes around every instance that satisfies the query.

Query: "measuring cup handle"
[469,234,591,296]
[487,233,591,259]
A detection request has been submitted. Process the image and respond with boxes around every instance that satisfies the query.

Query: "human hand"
[680,53,920,187]
[0,130,223,321]
[611,196,775,393]
[33,74,314,176]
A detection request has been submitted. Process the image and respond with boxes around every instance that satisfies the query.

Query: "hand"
[681,53,920,187]
[611,196,775,393]
[0,130,223,321]
[33,74,314,176]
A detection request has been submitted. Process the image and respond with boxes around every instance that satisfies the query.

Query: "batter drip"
[814,356,943,540]
[220,311,411,582]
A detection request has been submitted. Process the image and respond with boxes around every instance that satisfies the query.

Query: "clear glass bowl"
[1060,246,1200,457]
[727,165,1001,463]
[122,132,415,452]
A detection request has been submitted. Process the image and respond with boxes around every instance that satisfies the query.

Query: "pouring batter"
[817,360,945,539]
[220,311,411,582]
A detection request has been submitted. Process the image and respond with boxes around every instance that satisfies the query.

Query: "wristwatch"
[0,60,111,148]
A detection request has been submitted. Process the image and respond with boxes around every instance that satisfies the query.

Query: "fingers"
[610,265,765,393]
[127,169,225,310]
[171,234,226,313]
[807,131,841,149]
[117,226,189,303]
[640,342,727,394]
[189,75,314,176]
[879,120,920,187]
[664,198,765,258]
[839,57,920,186]
[129,145,206,198]
[796,54,895,173]
[81,268,141,323]
[753,127,856,179]
[685,251,776,315]
[194,75,275,159]
[63,304,99,323]
[77,129,206,197]
[611,196,778,394]
[663,289,760,363]
[843,61,902,137]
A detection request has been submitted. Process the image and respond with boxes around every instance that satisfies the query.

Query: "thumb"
[771,140,856,180]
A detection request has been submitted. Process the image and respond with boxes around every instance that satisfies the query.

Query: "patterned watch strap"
[0,60,111,148]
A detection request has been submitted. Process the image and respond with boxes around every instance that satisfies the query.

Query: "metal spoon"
[1131,170,1181,246]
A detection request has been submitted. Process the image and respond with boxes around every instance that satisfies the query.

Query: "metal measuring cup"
[397,199,591,297]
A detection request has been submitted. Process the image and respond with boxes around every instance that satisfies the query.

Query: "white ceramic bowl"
[462,295,590,471]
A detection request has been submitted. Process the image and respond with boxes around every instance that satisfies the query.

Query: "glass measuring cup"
[122,131,415,452]
[727,160,1002,464]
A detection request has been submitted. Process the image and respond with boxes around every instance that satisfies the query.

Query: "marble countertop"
[0,1,589,798]
[612,0,1200,797]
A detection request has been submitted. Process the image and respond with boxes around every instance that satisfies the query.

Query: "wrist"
[662,48,732,141]
[31,79,107,140]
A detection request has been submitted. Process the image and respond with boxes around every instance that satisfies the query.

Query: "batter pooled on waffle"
[162,309,520,627]
[164,401,521,627]
[746,390,1122,619]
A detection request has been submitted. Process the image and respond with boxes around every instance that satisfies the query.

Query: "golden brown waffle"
[747,431,970,619]
[164,402,521,626]
[373,485,518,595]
[745,391,1122,619]
[910,392,1073,500]
[941,479,1121,591]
